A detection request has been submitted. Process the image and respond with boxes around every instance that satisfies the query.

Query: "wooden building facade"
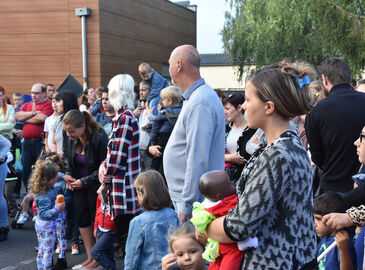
[0,0,196,95]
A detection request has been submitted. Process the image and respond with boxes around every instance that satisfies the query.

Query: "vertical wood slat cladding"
[99,0,196,85]
[0,0,100,95]
[0,0,195,95]
[0,0,98,12]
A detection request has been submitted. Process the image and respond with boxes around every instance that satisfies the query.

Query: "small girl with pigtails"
[29,159,65,270]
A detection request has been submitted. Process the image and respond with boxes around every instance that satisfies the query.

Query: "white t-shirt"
[44,113,59,150]
[226,127,243,154]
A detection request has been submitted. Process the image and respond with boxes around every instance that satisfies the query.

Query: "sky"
[172,0,231,53]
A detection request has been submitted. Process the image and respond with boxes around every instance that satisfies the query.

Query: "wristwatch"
[32,111,36,116]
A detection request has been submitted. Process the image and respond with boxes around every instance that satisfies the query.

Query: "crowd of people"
[0,44,365,270]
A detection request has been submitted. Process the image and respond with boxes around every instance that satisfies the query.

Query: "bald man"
[15,83,53,192]
[163,45,225,224]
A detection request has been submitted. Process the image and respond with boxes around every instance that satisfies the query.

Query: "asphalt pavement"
[0,209,124,269]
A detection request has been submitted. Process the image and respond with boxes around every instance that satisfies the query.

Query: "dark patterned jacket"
[224,131,316,269]
[106,109,141,218]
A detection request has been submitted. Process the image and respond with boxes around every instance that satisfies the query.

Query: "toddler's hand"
[161,253,177,270]
[195,229,208,244]
[55,200,65,212]
[334,230,349,250]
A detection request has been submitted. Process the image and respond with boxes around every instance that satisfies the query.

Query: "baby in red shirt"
[195,171,258,270]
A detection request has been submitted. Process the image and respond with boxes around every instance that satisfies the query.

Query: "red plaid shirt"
[106,109,141,218]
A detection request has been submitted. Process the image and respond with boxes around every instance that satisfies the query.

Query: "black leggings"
[72,184,99,228]
[113,214,134,253]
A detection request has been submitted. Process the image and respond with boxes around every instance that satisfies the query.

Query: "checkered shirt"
[106,109,141,218]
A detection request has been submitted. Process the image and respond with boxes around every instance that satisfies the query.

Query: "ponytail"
[63,109,102,142]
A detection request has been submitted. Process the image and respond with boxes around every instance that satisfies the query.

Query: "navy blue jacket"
[305,84,365,192]
[150,104,182,145]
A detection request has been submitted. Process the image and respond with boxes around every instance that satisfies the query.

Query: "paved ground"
[0,199,124,270]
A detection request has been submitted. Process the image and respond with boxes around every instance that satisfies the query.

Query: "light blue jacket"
[34,187,60,232]
[124,207,179,270]
[163,78,225,215]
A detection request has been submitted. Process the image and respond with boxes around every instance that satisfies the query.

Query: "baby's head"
[167,223,206,270]
[199,170,236,202]
[314,192,348,237]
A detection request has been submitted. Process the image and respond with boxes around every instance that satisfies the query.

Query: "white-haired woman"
[98,74,141,257]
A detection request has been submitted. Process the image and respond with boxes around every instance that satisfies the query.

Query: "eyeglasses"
[360,133,365,143]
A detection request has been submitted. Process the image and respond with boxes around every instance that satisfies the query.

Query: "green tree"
[222,0,365,79]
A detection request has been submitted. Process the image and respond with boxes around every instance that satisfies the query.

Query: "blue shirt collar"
[182,78,205,101]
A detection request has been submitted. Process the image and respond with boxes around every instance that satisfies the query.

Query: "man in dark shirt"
[305,57,365,194]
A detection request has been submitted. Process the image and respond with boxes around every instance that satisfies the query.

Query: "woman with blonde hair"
[204,63,317,269]
[0,86,15,140]
[98,74,141,257]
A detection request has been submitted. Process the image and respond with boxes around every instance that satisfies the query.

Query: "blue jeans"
[150,96,160,116]
[91,228,116,270]
[21,139,43,191]
[0,161,8,227]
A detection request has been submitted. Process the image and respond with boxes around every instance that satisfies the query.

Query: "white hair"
[108,74,135,111]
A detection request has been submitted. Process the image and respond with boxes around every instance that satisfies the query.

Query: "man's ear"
[321,74,328,87]
[176,60,182,72]
[265,101,275,115]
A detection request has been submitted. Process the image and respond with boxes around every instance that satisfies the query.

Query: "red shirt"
[94,196,116,231]
[20,100,53,139]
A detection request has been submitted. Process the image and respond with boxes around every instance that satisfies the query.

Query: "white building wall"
[200,65,255,90]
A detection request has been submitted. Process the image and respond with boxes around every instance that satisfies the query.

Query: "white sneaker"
[17,212,29,224]
[55,244,60,254]
[71,244,79,255]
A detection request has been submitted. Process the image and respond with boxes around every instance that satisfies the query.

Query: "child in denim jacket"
[29,159,65,270]
[42,153,71,270]
[124,170,179,270]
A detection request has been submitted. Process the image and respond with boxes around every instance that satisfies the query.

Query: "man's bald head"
[169,45,201,90]
[171,45,200,68]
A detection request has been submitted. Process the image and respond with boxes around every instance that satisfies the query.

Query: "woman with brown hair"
[204,63,317,269]
[223,93,257,182]
[62,109,108,270]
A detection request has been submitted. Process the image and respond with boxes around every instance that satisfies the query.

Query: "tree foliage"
[222,0,365,79]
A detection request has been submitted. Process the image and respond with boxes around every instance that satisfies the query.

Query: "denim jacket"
[53,172,71,220]
[35,187,60,231]
[124,207,179,270]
